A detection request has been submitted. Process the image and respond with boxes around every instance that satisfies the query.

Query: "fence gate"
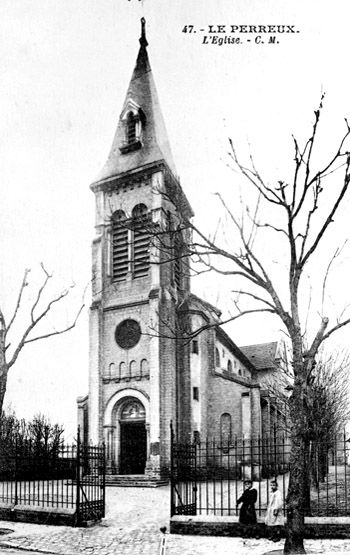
[76,429,106,525]
[170,423,197,516]
[0,427,105,526]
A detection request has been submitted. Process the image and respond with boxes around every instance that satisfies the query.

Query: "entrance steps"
[105,474,168,488]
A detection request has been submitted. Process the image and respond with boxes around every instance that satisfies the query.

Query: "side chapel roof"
[239,341,279,370]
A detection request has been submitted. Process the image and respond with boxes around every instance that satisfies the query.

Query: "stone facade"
[77,21,287,481]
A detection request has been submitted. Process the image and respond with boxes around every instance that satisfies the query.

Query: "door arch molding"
[104,388,150,426]
[104,389,150,474]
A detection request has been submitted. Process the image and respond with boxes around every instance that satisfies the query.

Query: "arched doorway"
[119,398,147,474]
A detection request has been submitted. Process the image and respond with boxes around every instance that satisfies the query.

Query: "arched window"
[220,413,232,443]
[140,359,149,378]
[126,111,138,144]
[108,363,115,379]
[215,348,220,367]
[119,362,127,380]
[227,360,233,372]
[132,204,148,219]
[129,360,136,379]
[111,205,151,281]
[112,210,128,281]
[131,204,150,278]
[120,106,146,154]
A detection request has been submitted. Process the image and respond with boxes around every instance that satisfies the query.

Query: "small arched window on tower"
[227,360,233,373]
[112,210,129,281]
[126,111,137,144]
[108,363,115,380]
[120,106,145,154]
[129,360,136,379]
[119,362,127,380]
[140,359,149,378]
[131,204,151,278]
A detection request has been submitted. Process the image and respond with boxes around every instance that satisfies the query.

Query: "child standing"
[265,480,283,542]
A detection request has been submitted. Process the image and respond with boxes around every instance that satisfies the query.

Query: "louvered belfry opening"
[132,204,150,278]
[111,204,150,282]
[112,210,129,281]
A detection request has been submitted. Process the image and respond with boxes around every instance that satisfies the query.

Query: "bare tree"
[28,413,65,456]
[0,263,84,414]
[0,410,64,453]
[307,351,350,486]
[156,97,350,553]
[264,348,350,515]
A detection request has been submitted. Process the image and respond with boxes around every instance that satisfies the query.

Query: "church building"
[77,20,287,483]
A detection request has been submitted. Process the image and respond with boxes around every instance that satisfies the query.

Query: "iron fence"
[170,425,350,518]
[0,428,105,525]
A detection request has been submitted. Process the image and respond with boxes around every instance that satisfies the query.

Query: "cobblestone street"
[1,486,350,554]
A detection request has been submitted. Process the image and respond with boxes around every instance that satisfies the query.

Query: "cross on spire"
[140,17,148,48]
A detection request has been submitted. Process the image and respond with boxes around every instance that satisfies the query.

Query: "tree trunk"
[0,361,8,416]
[284,370,308,554]
[303,444,311,516]
[284,447,308,552]
[284,432,308,553]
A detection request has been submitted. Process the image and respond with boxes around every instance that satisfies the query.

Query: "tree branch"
[301,156,350,266]
[231,289,276,310]
[30,263,51,324]
[24,303,85,344]
[8,279,84,370]
[6,269,30,335]
[320,317,350,345]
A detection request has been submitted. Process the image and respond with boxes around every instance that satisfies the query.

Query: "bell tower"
[82,19,193,479]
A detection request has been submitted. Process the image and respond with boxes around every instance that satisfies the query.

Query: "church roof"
[92,18,177,185]
[239,341,279,370]
[216,327,256,372]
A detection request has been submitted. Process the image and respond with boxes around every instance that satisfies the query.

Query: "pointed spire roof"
[93,18,177,185]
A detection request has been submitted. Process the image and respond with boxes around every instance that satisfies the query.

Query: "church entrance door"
[120,421,147,474]
[119,398,147,475]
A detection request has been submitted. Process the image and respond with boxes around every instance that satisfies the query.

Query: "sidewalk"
[0,486,350,554]
[2,522,350,555]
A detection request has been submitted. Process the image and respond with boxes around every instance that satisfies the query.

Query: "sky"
[1,0,350,439]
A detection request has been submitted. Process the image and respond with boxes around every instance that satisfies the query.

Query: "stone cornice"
[90,160,167,193]
[103,299,149,312]
[213,369,260,388]
[90,159,194,219]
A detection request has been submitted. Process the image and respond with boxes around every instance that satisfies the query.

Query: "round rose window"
[115,319,141,349]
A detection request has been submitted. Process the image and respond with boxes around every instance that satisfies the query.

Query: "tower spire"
[140,17,148,48]
[92,18,180,184]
